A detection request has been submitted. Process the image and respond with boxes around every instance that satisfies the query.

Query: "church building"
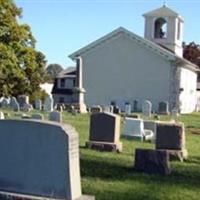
[69,5,198,113]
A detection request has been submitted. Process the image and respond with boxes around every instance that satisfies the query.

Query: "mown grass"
[2,109,200,200]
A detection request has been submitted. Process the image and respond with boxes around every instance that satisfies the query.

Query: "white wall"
[179,67,197,113]
[81,34,172,111]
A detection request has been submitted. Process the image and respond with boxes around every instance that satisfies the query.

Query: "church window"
[154,18,167,39]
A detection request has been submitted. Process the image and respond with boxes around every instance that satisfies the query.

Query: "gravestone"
[102,105,110,113]
[44,96,53,112]
[10,97,20,112]
[49,111,62,123]
[21,103,33,112]
[18,95,29,108]
[31,113,44,120]
[34,99,42,110]
[158,101,169,114]
[1,98,9,108]
[0,111,5,119]
[133,100,138,112]
[142,100,152,117]
[156,122,187,161]
[123,118,154,141]
[86,112,122,152]
[0,120,94,200]
[134,149,171,175]
[110,105,114,113]
[113,106,120,114]
[125,103,131,115]
[90,105,102,114]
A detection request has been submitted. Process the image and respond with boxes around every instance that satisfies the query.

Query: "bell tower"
[143,5,184,57]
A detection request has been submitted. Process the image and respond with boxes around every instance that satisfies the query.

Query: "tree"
[46,63,63,81]
[183,42,200,67]
[0,0,47,97]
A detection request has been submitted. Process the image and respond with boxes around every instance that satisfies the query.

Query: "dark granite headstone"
[134,149,171,175]
[156,122,187,160]
[113,106,120,114]
[90,106,102,114]
[86,112,122,152]
[158,101,169,114]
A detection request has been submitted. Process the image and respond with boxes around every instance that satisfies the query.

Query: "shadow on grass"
[80,155,200,190]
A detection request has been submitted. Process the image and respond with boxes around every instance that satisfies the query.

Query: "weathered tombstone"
[49,111,62,123]
[156,122,187,161]
[134,149,171,175]
[142,100,152,117]
[44,96,53,112]
[90,105,102,114]
[1,98,9,108]
[18,95,29,108]
[158,101,169,115]
[31,113,44,120]
[123,118,154,141]
[113,106,120,114]
[133,100,138,112]
[34,99,42,110]
[0,120,95,200]
[10,97,20,112]
[125,103,131,115]
[102,105,110,113]
[0,111,5,119]
[86,112,122,152]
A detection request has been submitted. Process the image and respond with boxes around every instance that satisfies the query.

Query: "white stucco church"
[69,5,199,114]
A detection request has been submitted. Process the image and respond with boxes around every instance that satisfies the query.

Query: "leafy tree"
[0,0,47,97]
[46,63,63,81]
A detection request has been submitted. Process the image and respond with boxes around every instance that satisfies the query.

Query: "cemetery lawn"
[4,110,200,200]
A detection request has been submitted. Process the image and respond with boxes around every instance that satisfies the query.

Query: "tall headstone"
[18,95,29,108]
[10,97,20,112]
[34,99,42,110]
[44,96,53,112]
[158,101,169,114]
[86,113,122,152]
[156,122,187,161]
[142,100,152,117]
[1,98,9,108]
[125,103,131,115]
[0,120,94,200]
[49,111,62,123]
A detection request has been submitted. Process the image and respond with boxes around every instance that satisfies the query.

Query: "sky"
[15,0,200,68]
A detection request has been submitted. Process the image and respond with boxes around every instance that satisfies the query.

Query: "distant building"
[51,67,78,104]
[69,5,199,114]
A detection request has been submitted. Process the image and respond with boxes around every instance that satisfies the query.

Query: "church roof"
[56,66,76,78]
[143,5,184,21]
[69,27,198,72]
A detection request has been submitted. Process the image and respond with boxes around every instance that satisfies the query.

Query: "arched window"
[154,18,167,39]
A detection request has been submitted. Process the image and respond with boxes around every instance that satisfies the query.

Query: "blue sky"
[15,0,200,68]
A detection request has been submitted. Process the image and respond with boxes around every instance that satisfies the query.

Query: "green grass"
[2,109,200,200]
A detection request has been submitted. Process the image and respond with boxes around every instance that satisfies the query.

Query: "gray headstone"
[0,120,94,200]
[18,95,29,108]
[142,100,152,117]
[21,103,33,112]
[34,99,42,110]
[89,113,120,143]
[1,98,9,108]
[158,101,169,114]
[125,103,131,115]
[44,96,53,112]
[10,97,20,112]
[134,149,171,175]
[31,113,44,120]
[49,111,62,123]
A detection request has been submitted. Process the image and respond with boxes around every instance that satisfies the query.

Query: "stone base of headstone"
[123,135,143,141]
[134,149,171,175]
[165,149,188,161]
[0,191,95,200]
[86,141,122,152]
